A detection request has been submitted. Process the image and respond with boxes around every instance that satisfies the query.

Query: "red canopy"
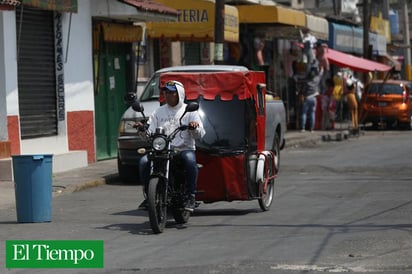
[160,71,266,101]
[325,48,392,73]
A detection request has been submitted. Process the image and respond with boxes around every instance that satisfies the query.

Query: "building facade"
[0,0,177,180]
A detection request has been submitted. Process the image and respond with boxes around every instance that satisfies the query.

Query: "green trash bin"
[12,154,53,223]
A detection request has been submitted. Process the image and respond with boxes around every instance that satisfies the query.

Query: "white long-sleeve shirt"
[147,82,205,151]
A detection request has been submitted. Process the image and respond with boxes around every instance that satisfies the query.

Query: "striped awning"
[21,0,77,13]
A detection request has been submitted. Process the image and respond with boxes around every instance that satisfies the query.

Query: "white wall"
[1,11,19,118]
[0,12,8,141]
[64,0,94,112]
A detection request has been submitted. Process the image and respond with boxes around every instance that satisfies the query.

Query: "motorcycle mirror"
[185,102,199,112]
[179,102,199,125]
[124,92,137,107]
[131,101,144,113]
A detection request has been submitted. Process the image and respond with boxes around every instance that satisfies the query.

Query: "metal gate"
[16,7,57,139]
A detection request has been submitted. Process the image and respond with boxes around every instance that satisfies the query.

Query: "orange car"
[359,79,412,129]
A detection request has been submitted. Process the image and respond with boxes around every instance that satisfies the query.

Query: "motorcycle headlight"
[152,136,167,151]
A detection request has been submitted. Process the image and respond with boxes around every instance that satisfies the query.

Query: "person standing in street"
[301,62,322,132]
[345,78,359,133]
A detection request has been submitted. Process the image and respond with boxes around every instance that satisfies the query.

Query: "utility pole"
[363,0,370,59]
[402,0,411,80]
[214,0,224,64]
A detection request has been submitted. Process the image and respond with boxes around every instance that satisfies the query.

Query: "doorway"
[94,42,132,160]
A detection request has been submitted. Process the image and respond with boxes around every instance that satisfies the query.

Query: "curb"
[284,134,323,149]
[54,174,119,196]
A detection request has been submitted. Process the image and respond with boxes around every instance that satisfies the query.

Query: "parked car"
[117,65,252,183]
[359,79,412,130]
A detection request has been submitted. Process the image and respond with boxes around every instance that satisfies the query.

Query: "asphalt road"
[1,130,411,274]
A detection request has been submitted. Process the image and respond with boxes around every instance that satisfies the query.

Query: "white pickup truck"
[117,65,286,183]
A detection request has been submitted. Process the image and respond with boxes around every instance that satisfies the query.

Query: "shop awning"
[325,48,392,73]
[237,5,305,39]
[237,5,305,27]
[306,14,328,41]
[21,0,77,13]
[146,0,239,42]
[0,0,20,10]
[120,0,178,16]
[94,22,143,44]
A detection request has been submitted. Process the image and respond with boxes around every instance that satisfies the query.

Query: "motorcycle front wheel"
[147,177,167,234]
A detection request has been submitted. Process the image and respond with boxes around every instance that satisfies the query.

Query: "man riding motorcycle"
[137,80,205,212]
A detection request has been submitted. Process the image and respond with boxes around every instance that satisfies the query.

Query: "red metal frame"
[257,151,277,196]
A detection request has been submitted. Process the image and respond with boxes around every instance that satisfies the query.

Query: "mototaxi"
[159,70,283,211]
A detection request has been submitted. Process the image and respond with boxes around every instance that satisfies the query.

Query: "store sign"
[370,14,391,43]
[149,0,239,42]
[178,9,208,22]
[55,12,65,121]
[341,0,359,14]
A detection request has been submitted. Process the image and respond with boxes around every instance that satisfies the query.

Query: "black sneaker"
[138,199,148,210]
[184,195,196,213]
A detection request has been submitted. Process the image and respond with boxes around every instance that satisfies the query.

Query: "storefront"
[146,0,239,67]
[329,20,400,78]
[0,0,93,179]
[0,0,179,180]
[9,0,79,156]
[90,0,177,160]
[92,21,143,160]
[237,4,305,128]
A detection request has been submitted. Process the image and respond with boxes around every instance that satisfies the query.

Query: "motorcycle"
[130,99,199,234]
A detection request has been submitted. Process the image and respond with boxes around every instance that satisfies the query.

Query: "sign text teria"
[178,9,208,22]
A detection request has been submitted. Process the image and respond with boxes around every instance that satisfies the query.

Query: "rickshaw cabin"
[160,71,268,202]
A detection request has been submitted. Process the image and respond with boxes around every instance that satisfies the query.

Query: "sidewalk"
[0,128,345,211]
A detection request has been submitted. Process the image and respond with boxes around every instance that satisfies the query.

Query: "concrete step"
[0,150,88,181]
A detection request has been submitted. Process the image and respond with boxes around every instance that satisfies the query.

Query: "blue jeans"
[301,96,317,130]
[139,150,198,197]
